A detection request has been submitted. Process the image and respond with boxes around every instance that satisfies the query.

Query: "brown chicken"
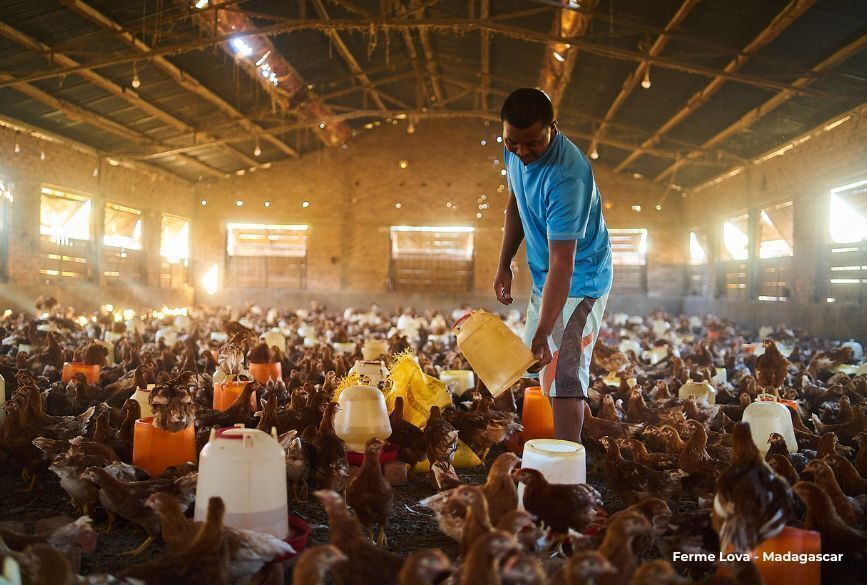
[399,548,453,585]
[247,340,276,364]
[582,402,643,445]
[1,401,48,489]
[120,496,231,585]
[824,453,867,496]
[599,437,685,506]
[677,420,720,495]
[313,402,349,491]
[388,396,427,467]
[597,512,652,585]
[712,422,793,553]
[145,492,294,580]
[346,437,394,547]
[424,405,458,467]
[801,459,863,527]
[459,530,521,585]
[755,339,789,390]
[314,490,404,585]
[449,395,522,461]
[792,481,867,567]
[293,545,348,585]
[563,551,616,585]
[456,485,493,558]
[807,346,854,379]
[512,468,601,534]
[767,454,800,486]
[628,560,687,585]
[616,439,678,471]
[80,466,197,555]
[855,432,867,478]
[149,371,196,432]
[481,452,520,526]
[592,343,630,374]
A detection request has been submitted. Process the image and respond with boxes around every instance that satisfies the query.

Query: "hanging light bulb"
[14,140,20,154]
[407,120,415,134]
[131,63,141,89]
[264,201,271,208]
[641,66,651,89]
[253,140,261,157]
[655,204,662,211]
[93,167,98,177]
[40,149,45,161]
[589,145,599,160]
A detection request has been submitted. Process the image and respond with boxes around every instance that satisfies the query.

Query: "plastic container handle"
[451,311,475,333]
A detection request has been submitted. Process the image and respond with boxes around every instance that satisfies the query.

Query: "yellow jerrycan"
[452,309,537,398]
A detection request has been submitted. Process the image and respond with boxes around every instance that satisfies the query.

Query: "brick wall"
[193,119,687,307]
[0,125,195,311]
[682,108,867,340]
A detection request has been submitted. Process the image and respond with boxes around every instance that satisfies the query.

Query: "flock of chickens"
[0,297,865,585]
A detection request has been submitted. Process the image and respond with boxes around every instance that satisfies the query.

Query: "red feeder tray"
[275,516,312,562]
[61,362,101,384]
[346,442,398,466]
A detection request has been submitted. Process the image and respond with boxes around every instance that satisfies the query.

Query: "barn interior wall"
[0,127,196,311]
[192,119,687,313]
[682,109,867,340]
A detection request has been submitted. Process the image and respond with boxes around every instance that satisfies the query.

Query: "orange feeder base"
[213,381,257,411]
[61,362,101,384]
[521,386,554,442]
[132,417,196,478]
[249,362,282,384]
[717,527,821,585]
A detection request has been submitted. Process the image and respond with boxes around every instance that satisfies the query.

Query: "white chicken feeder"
[439,370,476,396]
[678,380,717,405]
[518,439,586,511]
[742,395,797,456]
[333,385,392,452]
[195,426,288,539]
[155,326,178,347]
[261,329,286,351]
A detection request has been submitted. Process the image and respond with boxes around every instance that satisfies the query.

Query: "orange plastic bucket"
[716,526,820,585]
[214,381,257,411]
[132,417,196,478]
[249,362,282,384]
[520,386,554,442]
[61,362,101,384]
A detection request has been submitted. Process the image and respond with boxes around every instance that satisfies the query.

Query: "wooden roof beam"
[586,0,699,158]
[654,32,866,182]
[0,19,259,170]
[614,0,817,173]
[410,2,446,107]
[537,0,598,112]
[58,0,298,159]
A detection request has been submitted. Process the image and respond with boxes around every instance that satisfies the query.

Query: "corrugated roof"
[0,0,861,185]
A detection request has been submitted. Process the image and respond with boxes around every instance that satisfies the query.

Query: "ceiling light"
[399,160,408,169]
[500,169,507,176]
[446,202,452,208]
[364,123,373,129]
[496,136,502,143]
[253,138,261,157]
[302,200,310,208]
[553,52,566,63]
[131,69,141,89]
[319,122,326,129]
[231,38,254,58]
[14,137,20,154]
[236,169,246,175]
[655,204,662,211]
[235,200,243,207]
[631,205,641,212]
[201,200,207,206]
[641,66,651,89]
[476,212,482,218]
[40,150,45,161]
[407,121,415,134]
[194,0,208,8]
[481,140,487,146]
[395,203,402,208]
[264,201,271,208]
[589,146,599,159]
[93,167,98,177]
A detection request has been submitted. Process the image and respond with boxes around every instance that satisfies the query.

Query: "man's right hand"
[493,266,513,305]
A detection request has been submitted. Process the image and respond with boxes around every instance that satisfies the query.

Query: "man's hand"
[493,266,514,305]
[527,331,552,373]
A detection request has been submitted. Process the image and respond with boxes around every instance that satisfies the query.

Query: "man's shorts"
[521,292,608,398]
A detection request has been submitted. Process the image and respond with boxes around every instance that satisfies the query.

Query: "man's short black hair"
[500,88,554,129]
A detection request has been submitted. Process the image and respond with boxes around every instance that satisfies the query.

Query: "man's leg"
[550,294,608,442]
[552,397,584,442]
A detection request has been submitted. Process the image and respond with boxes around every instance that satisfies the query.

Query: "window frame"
[159,213,191,288]
[608,227,648,295]
[39,185,95,283]
[224,223,309,289]
[388,225,475,292]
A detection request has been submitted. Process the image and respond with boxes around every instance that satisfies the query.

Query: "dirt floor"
[0,445,623,582]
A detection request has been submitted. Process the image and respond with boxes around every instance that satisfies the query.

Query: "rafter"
[310,0,398,112]
[0,19,260,170]
[654,32,866,182]
[413,9,446,106]
[537,0,598,112]
[586,0,699,158]
[614,0,817,173]
[58,0,298,159]
[3,16,837,97]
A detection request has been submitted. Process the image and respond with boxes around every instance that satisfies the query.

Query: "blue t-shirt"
[505,131,613,298]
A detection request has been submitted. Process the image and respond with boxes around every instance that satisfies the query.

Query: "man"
[494,88,612,442]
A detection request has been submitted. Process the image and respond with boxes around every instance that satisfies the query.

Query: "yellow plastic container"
[452,310,536,398]
[678,380,716,405]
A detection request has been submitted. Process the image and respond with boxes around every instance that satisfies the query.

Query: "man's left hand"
[527,331,552,373]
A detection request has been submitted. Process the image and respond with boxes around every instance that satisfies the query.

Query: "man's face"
[503,121,555,165]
